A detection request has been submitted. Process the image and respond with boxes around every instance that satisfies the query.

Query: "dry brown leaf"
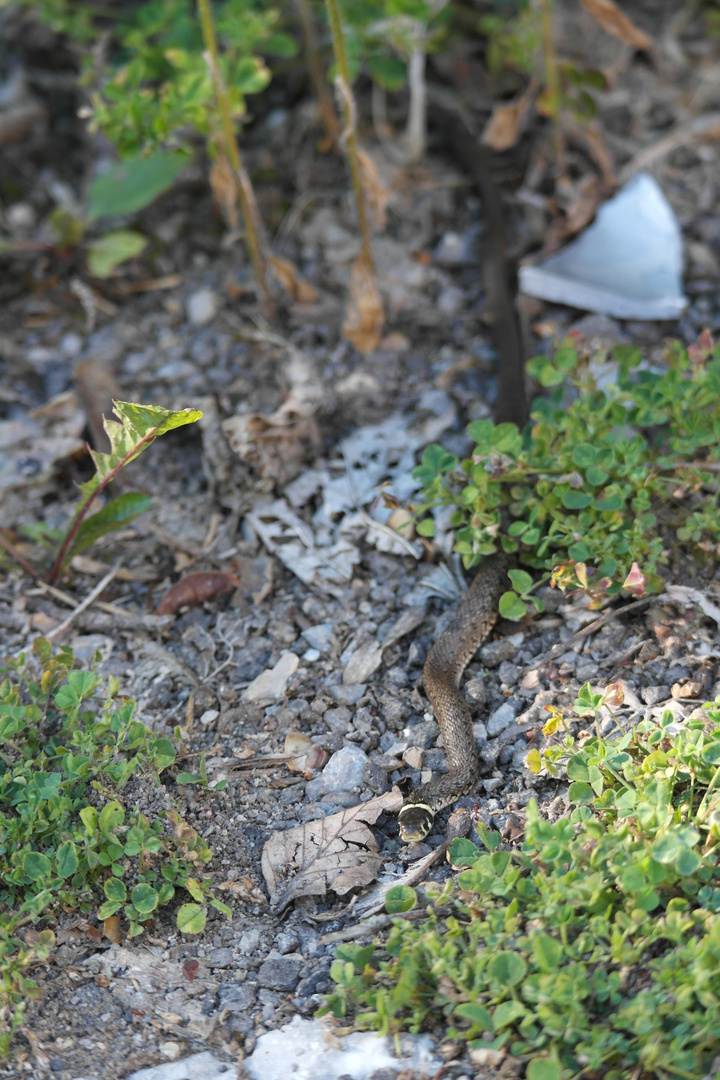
[261,790,403,912]
[156,571,241,615]
[268,254,318,303]
[209,151,238,229]
[222,396,321,485]
[103,915,122,944]
[73,361,122,454]
[481,93,533,151]
[581,0,653,49]
[342,253,384,354]
[357,149,388,232]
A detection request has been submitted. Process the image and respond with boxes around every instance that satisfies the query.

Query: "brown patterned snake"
[398,553,513,842]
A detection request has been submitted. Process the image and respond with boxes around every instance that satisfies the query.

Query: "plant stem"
[537,0,563,168]
[196,0,272,314]
[295,0,340,146]
[324,0,373,270]
[0,533,41,580]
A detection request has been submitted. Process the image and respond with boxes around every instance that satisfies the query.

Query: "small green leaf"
[99,800,125,834]
[131,883,159,915]
[177,903,206,934]
[23,852,52,881]
[385,885,417,914]
[488,951,527,987]
[448,838,481,866]
[531,933,562,972]
[596,491,624,512]
[68,492,152,560]
[104,878,127,903]
[152,738,176,769]
[455,1002,492,1030]
[560,490,594,509]
[88,151,188,221]
[508,568,533,593]
[527,1056,564,1080]
[415,518,435,538]
[498,591,527,620]
[87,230,147,278]
[56,841,78,879]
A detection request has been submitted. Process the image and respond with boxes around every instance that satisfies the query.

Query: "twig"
[524,595,658,673]
[46,563,120,639]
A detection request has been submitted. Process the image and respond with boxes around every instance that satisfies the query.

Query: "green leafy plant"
[0,638,230,1054]
[322,683,720,1078]
[0,400,202,584]
[413,334,720,617]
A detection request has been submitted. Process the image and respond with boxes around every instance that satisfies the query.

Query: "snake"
[398,553,513,843]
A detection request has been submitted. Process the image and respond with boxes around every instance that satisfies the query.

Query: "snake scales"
[398,553,513,842]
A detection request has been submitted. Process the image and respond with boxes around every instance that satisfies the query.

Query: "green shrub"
[322,685,720,1078]
[413,335,720,617]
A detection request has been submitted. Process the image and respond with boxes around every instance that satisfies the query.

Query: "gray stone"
[343,640,383,684]
[472,720,488,745]
[207,947,234,968]
[323,706,352,733]
[404,719,439,749]
[186,287,219,326]
[220,982,256,1011]
[479,638,516,668]
[238,929,260,954]
[305,744,368,798]
[302,624,335,652]
[486,701,516,737]
[641,684,670,706]
[363,760,390,793]
[258,956,302,992]
[329,683,366,705]
[480,740,502,766]
[498,661,520,686]
[276,931,299,955]
[465,677,488,705]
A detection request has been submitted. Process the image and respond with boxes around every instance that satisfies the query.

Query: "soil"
[1,2,720,1078]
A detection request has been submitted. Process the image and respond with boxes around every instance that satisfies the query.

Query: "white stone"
[243,651,299,703]
[186,287,219,326]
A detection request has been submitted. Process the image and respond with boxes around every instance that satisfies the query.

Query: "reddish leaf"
[156,571,241,614]
[183,958,199,981]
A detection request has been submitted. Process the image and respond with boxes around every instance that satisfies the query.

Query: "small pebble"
[486,701,516,737]
[186,287,219,326]
[328,683,366,705]
[403,746,424,769]
[258,956,302,992]
[343,640,383,684]
[243,652,299,703]
[305,744,368,797]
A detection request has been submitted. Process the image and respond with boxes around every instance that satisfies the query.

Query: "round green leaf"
[104,878,127,903]
[87,230,147,279]
[560,490,593,509]
[488,950,527,987]
[177,903,206,934]
[416,518,435,538]
[498,591,527,620]
[385,885,417,914]
[508,568,533,593]
[568,781,593,804]
[571,443,596,467]
[99,800,125,834]
[23,851,52,881]
[131,883,159,915]
[527,1056,564,1080]
[88,151,188,221]
[152,738,176,770]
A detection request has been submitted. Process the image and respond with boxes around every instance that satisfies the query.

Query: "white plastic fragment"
[244,1016,441,1080]
[122,1051,232,1080]
[519,173,688,320]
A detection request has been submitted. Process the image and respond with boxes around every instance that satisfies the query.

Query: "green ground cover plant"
[322,683,720,1079]
[0,637,229,1055]
[413,333,720,618]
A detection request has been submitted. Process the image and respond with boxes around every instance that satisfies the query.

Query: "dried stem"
[296,0,340,146]
[324,0,373,271]
[196,0,272,314]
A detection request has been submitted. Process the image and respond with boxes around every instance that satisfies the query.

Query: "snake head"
[398,803,434,843]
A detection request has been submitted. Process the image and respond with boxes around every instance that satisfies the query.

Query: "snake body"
[398,553,513,842]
